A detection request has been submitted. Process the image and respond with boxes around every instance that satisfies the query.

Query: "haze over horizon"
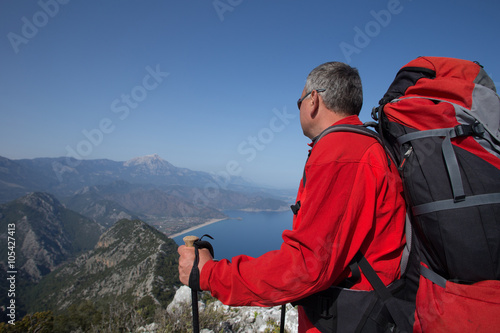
[2,0,499,188]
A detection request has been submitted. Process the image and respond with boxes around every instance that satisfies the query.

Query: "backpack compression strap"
[393,97,500,215]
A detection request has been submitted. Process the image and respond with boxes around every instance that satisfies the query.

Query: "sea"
[173,210,294,260]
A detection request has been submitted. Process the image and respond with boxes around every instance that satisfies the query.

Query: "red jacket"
[200,115,406,332]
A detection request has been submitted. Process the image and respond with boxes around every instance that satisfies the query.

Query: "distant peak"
[123,154,175,175]
[137,153,161,160]
[124,154,165,165]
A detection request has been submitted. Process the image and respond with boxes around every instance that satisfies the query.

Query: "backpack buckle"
[472,122,485,136]
[290,201,301,215]
[454,123,485,138]
[454,125,472,137]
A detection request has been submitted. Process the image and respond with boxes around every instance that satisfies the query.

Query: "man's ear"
[309,90,320,118]
[310,90,317,105]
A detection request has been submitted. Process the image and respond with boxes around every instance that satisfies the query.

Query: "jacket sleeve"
[199,144,387,307]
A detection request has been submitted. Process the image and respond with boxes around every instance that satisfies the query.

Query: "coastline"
[168,218,228,239]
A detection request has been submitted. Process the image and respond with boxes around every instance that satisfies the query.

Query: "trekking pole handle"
[183,234,201,333]
[183,235,199,247]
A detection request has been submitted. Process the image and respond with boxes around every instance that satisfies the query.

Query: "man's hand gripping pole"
[183,234,214,333]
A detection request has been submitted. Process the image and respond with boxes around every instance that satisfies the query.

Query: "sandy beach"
[168,218,228,239]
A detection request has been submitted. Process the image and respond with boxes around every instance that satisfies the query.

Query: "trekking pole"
[184,235,200,333]
[280,304,286,333]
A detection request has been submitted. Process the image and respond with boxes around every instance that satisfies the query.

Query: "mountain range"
[0,153,264,203]
[0,154,292,233]
[0,154,294,326]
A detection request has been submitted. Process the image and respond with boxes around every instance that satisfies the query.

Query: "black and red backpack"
[372,56,500,332]
[288,57,500,333]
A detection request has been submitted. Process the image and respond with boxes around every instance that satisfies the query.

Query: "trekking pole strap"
[189,234,215,291]
[184,234,215,333]
[189,247,202,291]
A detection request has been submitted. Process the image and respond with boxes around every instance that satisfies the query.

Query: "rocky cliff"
[166,286,299,333]
[26,219,180,313]
[0,192,103,282]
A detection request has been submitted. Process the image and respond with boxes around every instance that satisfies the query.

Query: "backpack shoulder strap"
[315,123,382,145]
[317,124,413,276]
[315,123,396,171]
[291,123,396,214]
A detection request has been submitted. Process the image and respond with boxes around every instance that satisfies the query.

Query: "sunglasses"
[297,89,326,109]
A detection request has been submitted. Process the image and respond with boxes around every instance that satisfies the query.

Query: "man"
[178,62,406,332]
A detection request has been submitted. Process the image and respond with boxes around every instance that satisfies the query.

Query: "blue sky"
[1,0,499,189]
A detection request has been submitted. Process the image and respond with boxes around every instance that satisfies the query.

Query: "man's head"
[305,62,363,116]
[299,62,363,139]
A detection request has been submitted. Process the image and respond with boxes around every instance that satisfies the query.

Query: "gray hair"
[304,62,363,116]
